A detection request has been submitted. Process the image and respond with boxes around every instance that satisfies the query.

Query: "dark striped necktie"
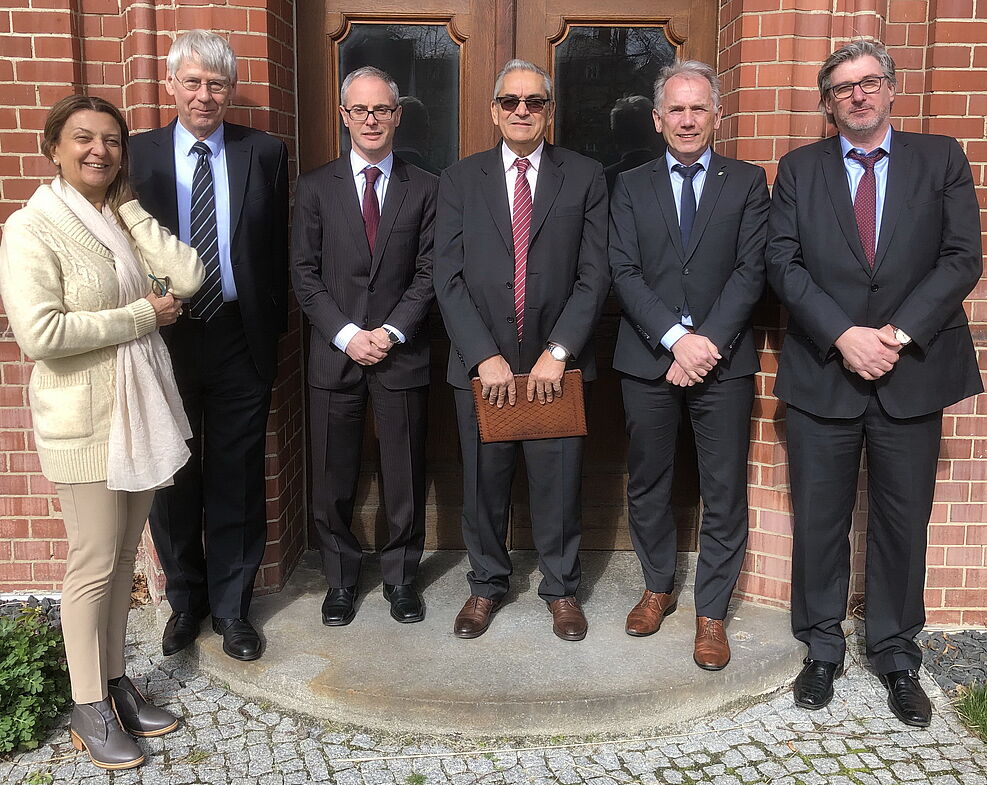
[188,141,223,320]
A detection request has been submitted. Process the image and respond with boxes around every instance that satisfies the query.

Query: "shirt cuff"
[660,323,690,352]
[333,323,361,352]
[382,323,405,344]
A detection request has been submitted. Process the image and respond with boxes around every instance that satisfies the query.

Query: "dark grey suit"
[291,155,437,588]
[766,131,982,672]
[609,152,769,618]
[434,141,610,601]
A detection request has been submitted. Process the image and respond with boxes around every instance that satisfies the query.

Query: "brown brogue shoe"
[694,616,730,670]
[625,589,677,636]
[453,595,501,639]
[547,597,587,641]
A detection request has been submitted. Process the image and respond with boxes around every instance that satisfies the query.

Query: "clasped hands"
[345,327,394,366]
[835,324,902,380]
[477,351,565,408]
[666,332,721,387]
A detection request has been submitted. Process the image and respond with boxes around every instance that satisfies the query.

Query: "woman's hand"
[146,292,183,326]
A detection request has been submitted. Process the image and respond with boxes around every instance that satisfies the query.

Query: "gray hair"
[493,59,553,102]
[340,66,399,106]
[166,30,238,83]
[817,41,897,120]
[653,60,721,110]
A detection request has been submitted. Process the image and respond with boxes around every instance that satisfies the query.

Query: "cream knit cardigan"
[0,185,205,484]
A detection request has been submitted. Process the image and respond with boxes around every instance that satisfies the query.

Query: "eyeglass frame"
[494,95,552,114]
[829,75,889,100]
[341,105,399,123]
[178,77,233,95]
[148,273,171,297]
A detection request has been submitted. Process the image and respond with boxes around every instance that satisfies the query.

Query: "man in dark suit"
[434,59,610,641]
[291,66,436,626]
[130,30,289,662]
[767,41,982,726]
[609,60,769,671]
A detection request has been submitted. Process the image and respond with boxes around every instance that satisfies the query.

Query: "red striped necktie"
[511,157,532,340]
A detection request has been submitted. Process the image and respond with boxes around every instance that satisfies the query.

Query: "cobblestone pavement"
[2,609,986,785]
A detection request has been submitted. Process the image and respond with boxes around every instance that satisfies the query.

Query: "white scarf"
[51,177,192,491]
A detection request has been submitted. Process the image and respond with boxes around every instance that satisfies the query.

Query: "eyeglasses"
[148,274,171,297]
[829,76,887,100]
[178,77,232,94]
[494,96,551,114]
[342,106,398,122]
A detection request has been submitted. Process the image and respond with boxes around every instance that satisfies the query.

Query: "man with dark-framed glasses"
[767,40,982,726]
[291,66,437,628]
[434,59,610,641]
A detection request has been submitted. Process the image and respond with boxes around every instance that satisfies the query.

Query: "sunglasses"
[495,96,551,114]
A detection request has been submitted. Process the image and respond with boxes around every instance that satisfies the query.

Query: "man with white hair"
[131,30,289,662]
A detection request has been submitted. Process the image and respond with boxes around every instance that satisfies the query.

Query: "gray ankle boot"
[70,697,145,770]
[108,674,180,737]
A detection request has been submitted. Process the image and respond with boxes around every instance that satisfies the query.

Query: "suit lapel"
[871,133,909,275]
[650,160,685,262]
[480,143,513,252]
[529,143,563,242]
[223,123,252,240]
[370,157,409,280]
[332,157,373,264]
[685,154,727,261]
[146,121,181,233]
[821,135,870,273]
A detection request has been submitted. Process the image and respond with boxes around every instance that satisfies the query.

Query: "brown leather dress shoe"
[625,589,677,636]
[547,597,587,641]
[453,596,501,639]
[694,616,730,670]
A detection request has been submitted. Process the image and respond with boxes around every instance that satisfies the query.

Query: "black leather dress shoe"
[162,610,207,656]
[211,617,262,661]
[322,587,356,626]
[793,658,844,709]
[383,583,425,623]
[880,669,932,727]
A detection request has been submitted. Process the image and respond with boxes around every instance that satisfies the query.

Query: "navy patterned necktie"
[672,162,704,250]
[847,149,887,267]
[188,141,222,320]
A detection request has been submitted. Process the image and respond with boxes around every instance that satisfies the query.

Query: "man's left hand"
[527,351,565,403]
[368,327,394,353]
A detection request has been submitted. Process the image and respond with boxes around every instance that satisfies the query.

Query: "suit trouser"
[149,305,272,619]
[56,482,154,704]
[621,373,754,620]
[309,377,428,588]
[787,395,942,673]
[453,387,584,602]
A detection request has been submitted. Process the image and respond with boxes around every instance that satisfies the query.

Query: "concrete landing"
[170,550,804,737]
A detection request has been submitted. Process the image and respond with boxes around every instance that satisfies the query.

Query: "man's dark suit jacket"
[434,141,610,388]
[609,152,769,379]
[766,132,983,419]
[290,155,437,390]
[129,120,289,381]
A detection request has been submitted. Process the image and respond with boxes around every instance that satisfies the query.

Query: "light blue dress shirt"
[839,126,892,249]
[173,122,237,302]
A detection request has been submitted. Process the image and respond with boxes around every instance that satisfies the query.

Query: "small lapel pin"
[717,171,724,176]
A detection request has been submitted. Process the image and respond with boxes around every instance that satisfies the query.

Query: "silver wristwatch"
[547,342,571,362]
[892,326,912,346]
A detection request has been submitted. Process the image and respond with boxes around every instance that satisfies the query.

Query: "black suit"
[766,131,982,672]
[130,120,289,619]
[609,152,769,619]
[291,155,437,588]
[434,141,610,602]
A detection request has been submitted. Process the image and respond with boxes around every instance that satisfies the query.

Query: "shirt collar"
[350,149,393,180]
[665,146,712,175]
[176,121,224,157]
[502,140,545,174]
[840,126,892,158]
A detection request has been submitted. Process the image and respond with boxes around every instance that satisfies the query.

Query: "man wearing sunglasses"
[434,59,610,641]
[291,66,436,628]
[767,41,982,726]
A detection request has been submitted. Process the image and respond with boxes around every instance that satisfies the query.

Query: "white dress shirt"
[502,140,543,211]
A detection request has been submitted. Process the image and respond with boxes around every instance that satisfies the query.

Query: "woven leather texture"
[470,370,587,443]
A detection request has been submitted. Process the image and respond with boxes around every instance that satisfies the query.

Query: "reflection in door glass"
[555,27,676,190]
[340,24,460,172]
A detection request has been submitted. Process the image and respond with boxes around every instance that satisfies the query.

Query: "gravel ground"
[1,605,986,784]
[919,630,987,696]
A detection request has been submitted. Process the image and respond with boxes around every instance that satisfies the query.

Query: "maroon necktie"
[512,157,532,340]
[847,149,886,267]
[362,165,381,252]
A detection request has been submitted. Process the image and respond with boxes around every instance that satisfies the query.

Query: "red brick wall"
[0,0,305,597]
[721,0,987,626]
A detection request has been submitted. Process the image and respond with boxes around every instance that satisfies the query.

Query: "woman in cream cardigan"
[0,95,204,770]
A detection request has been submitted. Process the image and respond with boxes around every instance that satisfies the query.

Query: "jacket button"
[683,268,690,275]
[870,284,879,292]
[674,306,681,313]
[507,316,514,323]
[506,281,513,289]
[368,284,375,293]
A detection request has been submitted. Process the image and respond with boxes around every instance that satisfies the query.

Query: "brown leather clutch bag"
[470,369,587,443]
